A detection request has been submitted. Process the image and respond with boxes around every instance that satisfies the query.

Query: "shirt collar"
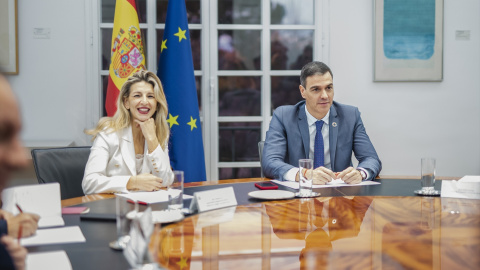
[305,106,330,127]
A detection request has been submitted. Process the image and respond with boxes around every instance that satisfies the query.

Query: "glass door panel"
[270,0,314,25]
[271,30,314,70]
[218,76,261,116]
[218,30,261,71]
[271,76,303,111]
[218,0,262,24]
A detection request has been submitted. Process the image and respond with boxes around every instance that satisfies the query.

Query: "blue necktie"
[314,120,324,168]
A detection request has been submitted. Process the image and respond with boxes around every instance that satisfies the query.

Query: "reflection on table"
[151,196,480,269]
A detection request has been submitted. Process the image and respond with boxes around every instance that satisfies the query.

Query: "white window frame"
[85,0,328,181]
[209,0,327,180]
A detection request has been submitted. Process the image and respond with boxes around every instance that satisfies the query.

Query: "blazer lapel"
[298,104,310,158]
[329,104,338,170]
[120,126,136,175]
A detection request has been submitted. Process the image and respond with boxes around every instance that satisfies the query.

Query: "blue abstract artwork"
[383,0,435,60]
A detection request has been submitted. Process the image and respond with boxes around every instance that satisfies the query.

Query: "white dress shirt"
[283,107,331,181]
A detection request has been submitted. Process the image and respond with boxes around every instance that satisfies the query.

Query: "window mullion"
[86,0,101,132]
[261,0,271,141]
[319,0,329,63]
[209,0,220,181]
[146,0,156,71]
[202,0,213,182]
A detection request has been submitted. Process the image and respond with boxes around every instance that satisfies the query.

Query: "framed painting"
[0,0,19,75]
[374,0,443,81]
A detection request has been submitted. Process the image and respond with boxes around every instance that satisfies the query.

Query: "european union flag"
[157,0,206,182]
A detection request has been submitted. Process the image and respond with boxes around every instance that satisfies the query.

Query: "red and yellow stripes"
[105,0,145,116]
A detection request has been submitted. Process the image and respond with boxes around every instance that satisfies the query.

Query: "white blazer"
[82,126,174,194]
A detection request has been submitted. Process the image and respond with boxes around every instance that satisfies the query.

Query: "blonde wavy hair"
[85,70,170,150]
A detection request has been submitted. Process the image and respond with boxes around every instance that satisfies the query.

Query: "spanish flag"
[105,0,146,116]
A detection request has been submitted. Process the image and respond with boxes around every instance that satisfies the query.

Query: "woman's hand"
[127,173,164,191]
[134,118,159,153]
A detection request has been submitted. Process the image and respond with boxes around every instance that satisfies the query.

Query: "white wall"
[6,0,89,146]
[5,0,479,177]
[329,0,480,177]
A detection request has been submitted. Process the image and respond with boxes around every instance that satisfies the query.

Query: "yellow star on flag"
[187,116,197,131]
[176,257,188,269]
[167,114,179,128]
[174,27,187,42]
[161,39,167,53]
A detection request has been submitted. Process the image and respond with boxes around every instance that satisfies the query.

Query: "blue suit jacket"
[0,219,14,269]
[262,101,381,180]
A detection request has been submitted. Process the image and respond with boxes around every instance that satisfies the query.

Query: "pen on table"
[15,204,24,243]
[17,224,22,244]
[127,199,148,205]
[16,204,23,213]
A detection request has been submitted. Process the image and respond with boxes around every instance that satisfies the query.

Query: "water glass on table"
[168,171,184,210]
[110,195,138,250]
[299,159,314,196]
[416,157,440,196]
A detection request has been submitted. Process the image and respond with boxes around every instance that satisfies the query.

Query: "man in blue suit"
[262,61,381,184]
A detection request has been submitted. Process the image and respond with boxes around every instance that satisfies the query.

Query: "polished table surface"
[43,177,479,269]
[155,196,479,270]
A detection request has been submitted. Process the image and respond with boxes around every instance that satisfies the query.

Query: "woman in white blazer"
[82,70,174,194]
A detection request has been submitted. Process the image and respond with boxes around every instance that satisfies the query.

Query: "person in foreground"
[82,70,174,194]
[0,74,40,270]
[262,61,381,184]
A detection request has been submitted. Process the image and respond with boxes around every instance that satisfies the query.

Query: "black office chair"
[31,146,91,200]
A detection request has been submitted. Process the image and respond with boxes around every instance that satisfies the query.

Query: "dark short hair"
[300,61,333,87]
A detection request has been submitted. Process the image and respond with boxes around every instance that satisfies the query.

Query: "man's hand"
[0,209,12,220]
[309,167,335,185]
[0,210,40,238]
[336,167,362,184]
[1,235,27,270]
[7,213,40,238]
[127,173,164,191]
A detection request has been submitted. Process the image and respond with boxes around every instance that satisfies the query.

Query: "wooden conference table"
[34,177,479,269]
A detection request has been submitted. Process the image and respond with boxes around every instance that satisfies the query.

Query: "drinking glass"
[299,159,314,196]
[109,196,138,250]
[258,141,265,180]
[168,171,184,210]
[421,158,436,194]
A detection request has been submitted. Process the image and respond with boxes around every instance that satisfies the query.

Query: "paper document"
[458,175,480,183]
[37,216,65,228]
[20,226,86,247]
[272,179,380,190]
[441,175,480,199]
[1,183,64,228]
[118,189,193,204]
[27,251,72,270]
